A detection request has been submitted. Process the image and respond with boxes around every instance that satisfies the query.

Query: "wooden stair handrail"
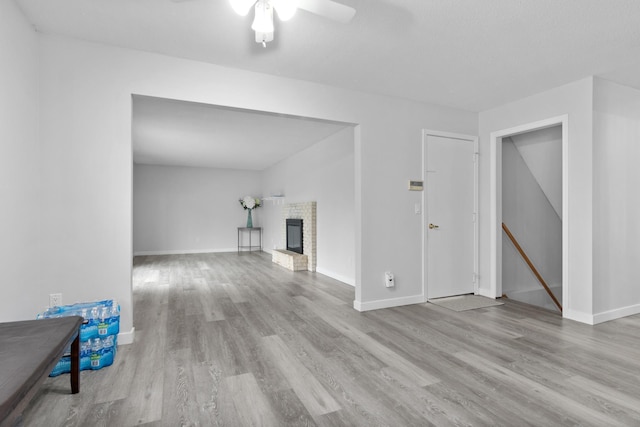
[502,222,563,313]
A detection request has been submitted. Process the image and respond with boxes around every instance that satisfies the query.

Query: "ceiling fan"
[229,0,356,47]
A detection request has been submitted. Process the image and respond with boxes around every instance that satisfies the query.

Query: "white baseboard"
[316,267,355,287]
[134,248,238,256]
[592,303,640,325]
[477,287,497,298]
[353,294,426,312]
[563,303,640,325]
[563,309,594,325]
[117,327,135,345]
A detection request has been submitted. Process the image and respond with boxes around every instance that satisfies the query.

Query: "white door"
[424,132,477,299]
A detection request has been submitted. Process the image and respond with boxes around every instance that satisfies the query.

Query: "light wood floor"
[22,252,640,426]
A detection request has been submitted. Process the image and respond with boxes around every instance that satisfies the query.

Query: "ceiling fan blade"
[297,0,356,24]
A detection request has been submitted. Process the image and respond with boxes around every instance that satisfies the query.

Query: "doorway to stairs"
[490,116,568,314]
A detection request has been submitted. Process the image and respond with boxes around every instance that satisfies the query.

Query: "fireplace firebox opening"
[286,219,303,254]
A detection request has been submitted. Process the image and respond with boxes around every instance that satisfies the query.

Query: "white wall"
[510,126,563,218]
[479,77,593,322]
[502,139,562,310]
[9,9,639,332]
[592,78,640,321]
[133,164,262,255]
[0,2,42,321]
[261,127,356,285]
[13,25,639,330]
[36,34,477,333]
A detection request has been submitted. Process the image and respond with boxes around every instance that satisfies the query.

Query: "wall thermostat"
[408,180,424,191]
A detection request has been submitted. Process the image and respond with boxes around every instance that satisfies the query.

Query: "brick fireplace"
[272,201,316,272]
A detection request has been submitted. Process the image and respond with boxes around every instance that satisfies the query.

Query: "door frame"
[422,130,479,301]
[489,115,569,312]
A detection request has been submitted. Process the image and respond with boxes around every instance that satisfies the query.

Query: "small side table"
[237,227,262,253]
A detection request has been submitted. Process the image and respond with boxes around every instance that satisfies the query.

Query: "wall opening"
[501,125,562,312]
[490,115,569,316]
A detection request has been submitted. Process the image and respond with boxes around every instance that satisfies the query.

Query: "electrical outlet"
[49,293,63,307]
[385,272,395,288]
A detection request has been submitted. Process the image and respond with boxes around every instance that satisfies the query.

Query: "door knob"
[429,223,439,229]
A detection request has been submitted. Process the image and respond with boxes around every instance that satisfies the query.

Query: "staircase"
[502,126,562,312]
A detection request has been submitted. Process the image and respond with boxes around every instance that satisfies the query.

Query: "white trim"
[563,309,594,325]
[561,304,640,326]
[473,137,479,295]
[489,115,569,315]
[133,248,239,256]
[561,121,569,313]
[117,327,135,345]
[316,267,355,287]
[592,304,640,325]
[422,129,479,300]
[353,294,426,312]
[421,136,427,303]
[477,288,496,299]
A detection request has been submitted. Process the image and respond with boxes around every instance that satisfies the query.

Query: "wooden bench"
[0,316,83,427]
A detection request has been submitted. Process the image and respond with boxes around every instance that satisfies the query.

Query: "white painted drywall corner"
[0,1,42,321]
[592,78,640,321]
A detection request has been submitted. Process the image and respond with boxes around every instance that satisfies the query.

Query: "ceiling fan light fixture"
[255,31,274,44]
[272,0,298,21]
[229,0,256,16]
[230,0,355,46]
[251,0,274,34]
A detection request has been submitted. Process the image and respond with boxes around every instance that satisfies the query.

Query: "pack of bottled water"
[37,299,120,376]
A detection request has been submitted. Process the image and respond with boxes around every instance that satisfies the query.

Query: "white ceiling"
[132,95,351,170]
[15,0,640,168]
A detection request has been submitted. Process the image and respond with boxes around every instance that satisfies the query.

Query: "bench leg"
[70,334,80,394]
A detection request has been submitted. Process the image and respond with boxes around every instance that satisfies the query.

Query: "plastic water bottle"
[90,338,103,369]
[103,335,114,350]
[84,307,99,341]
[111,300,119,317]
[98,306,109,336]
[109,300,120,335]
